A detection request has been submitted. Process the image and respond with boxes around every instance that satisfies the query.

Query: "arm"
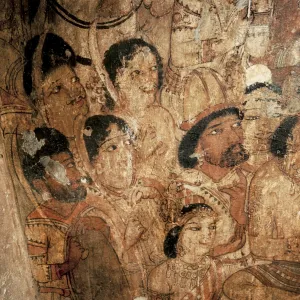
[147,263,173,300]
[212,223,246,257]
[248,179,286,260]
[25,223,59,283]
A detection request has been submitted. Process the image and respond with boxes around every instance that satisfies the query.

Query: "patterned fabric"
[246,261,300,294]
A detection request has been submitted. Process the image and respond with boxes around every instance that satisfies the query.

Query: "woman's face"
[179,215,216,259]
[242,96,283,156]
[116,47,159,112]
[283,122,300,182]
[93,124,134,190]
[40,65,88,137]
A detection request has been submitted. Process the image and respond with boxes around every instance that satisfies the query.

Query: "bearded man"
[22,127,129,300]
[175,103,251,259]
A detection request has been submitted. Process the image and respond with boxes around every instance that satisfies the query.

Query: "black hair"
[163,203,214,259]
[22,127,71,187]
[245,82,282,95]
[83,115,133,162]
[23,33,76,101]
[270,115,299,158]
[103,38,163,90]
[178,107,242,169]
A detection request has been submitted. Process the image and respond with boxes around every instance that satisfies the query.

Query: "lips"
[139,83,157,93]
[74,96,86,107]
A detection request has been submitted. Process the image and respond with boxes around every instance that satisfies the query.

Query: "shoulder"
[251,159,281,186]
[148,260,172,293]
[148,105,176,124]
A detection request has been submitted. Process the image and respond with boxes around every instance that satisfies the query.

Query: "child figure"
[147,203,224,300]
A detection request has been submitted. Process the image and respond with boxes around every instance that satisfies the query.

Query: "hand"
[218,169,247,224]
[124,217,146,250]
[58,238,86,276]
[131,186,160,205]
[74,216,109,236]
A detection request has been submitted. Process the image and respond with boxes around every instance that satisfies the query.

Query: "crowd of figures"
[0,0,300,299]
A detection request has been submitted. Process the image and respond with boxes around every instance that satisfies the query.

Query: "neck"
[44,198,78,217]
[118,90,156,116]
[179,251,209,265]
[198,161,232,182]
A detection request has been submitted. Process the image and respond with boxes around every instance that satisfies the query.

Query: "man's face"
[116,47,159,112]
[197,114,249,168]
[40,65,88,137]
[43,152,87,202]
[93,124,134,190]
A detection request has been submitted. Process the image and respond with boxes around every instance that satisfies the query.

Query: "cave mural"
[0,0,300,299]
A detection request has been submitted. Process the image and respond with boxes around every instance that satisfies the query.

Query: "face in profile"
[42,151,87,202]
[39,65,88,137]
[116,47,159,112]
[197,114,249,168]
[179,215,216,258]
[93,123,134,190]
[283,122,300,182]
[242,95,283,157]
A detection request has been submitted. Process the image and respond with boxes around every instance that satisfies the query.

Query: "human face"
[198,114,249,168]
[116,47,159,112]
[40,65,88,137]
[93,124,134,190]
[179,215,216,259]
[283,122,300,182]
[245,25,270,58]
[242,97,283,155]
[43,152,87,202]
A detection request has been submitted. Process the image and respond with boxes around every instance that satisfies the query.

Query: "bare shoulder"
[251,159,280,185]
[148,260,172,294]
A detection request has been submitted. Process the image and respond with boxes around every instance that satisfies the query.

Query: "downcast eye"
[189,227,201,231]
[71,76,79,83]
[107,145,117,152]
[209,129,222,135]
[52,85,61,94]
[232,121,242,128]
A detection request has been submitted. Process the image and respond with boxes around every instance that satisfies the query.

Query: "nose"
[227,128,242,145]
[70,81,86,100]
[201,228,213,243]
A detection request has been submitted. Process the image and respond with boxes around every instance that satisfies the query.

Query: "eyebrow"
[207,122,222,130]
[208,118,241,129]
[61,157,73,164]
[185,222,200,226]
[99,133,128,148]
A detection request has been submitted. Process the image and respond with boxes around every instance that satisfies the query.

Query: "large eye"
[130,70,141,79]
[107,145,117,152]
[189,227,201,231]
[71,76,80,83]
[66,162,75,168]
[209,225,216,230]
[124,139,132,146]
[52,85,61,94]
[209,129,222,135]
[232,121,242,128]
[245,116,260,121]
[151,65,158,71]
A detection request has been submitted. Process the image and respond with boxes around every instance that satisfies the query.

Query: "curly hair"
[103,38,163,90]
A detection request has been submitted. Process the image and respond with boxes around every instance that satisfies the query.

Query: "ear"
[31,178,48,194]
